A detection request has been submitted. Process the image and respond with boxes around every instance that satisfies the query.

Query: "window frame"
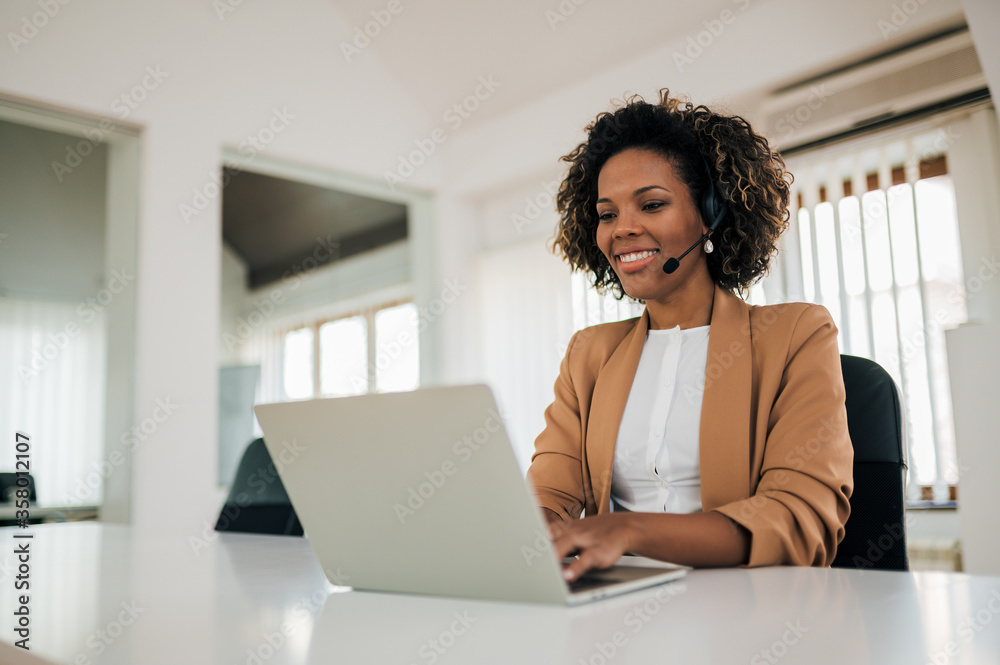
[280,297,416,400]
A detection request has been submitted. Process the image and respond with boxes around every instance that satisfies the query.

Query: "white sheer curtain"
[235,318,287,438]
[475,240,575,471]
[0,297,107,505]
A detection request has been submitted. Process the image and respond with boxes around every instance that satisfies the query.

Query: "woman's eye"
[642,201,665,212]
[598,211,616,222]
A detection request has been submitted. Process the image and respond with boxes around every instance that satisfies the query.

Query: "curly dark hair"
[553,89,791,298]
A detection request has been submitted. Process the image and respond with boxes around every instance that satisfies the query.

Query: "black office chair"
[831,354,909,571]
[215,438,303,536]
[0,473,36,503]
[0,472,38,528]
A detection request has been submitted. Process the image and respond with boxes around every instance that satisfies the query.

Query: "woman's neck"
[645,275,716,330]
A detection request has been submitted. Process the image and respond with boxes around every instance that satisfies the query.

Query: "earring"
[704,238,714,254]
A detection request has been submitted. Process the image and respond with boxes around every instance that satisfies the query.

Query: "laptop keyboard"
[568,573,624,592]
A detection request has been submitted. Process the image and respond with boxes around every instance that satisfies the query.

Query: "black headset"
[698,155,728,234]
[662,153,728,274]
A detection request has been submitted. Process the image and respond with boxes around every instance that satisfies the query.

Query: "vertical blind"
[779,123,967,503]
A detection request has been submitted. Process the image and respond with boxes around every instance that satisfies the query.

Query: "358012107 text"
[13,431,32,651]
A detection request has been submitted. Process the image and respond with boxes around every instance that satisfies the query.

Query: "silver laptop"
[253,384,687,605]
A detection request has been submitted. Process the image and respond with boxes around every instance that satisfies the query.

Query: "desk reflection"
[310,590,570,664]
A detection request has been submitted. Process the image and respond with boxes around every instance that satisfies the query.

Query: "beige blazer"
[526,284,854,567]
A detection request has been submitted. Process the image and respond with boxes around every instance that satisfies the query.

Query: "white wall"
[944,108,1000,574]
[952,0,1000,573]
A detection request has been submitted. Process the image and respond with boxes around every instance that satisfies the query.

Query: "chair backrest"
[215,437,303,536]
[0,473,36,503]
[832,354,909,571]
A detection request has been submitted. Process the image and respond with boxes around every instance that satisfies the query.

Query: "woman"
[527,90,853,581]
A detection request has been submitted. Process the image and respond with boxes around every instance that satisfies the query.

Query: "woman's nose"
[611,210,641,238]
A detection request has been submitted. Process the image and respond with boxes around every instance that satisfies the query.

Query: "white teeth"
[619,250,658,264]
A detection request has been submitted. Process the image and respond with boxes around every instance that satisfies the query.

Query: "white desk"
[0,523,998,664]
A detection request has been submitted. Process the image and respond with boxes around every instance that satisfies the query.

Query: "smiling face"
[595,148,712,304]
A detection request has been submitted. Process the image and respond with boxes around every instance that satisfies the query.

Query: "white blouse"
[610,324,710,515]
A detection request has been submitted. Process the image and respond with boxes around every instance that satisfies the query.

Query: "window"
[279,301,419,400]
[282,327,314,399]
[782,125,967,504]
[373,303,420,393]
[320,316,368,396]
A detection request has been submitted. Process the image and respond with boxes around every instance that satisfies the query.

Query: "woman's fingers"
[561,550,597,582]
[551,515,630,581]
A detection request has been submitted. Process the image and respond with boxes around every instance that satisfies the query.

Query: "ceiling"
[326,0,969,135]
[327,0,758,127]
[222,170,407,288]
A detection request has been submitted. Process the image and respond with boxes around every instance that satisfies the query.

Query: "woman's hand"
[548,511,751,574]
[551,513,638,582]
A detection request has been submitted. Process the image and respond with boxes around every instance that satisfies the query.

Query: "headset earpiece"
[699,172,727,234]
